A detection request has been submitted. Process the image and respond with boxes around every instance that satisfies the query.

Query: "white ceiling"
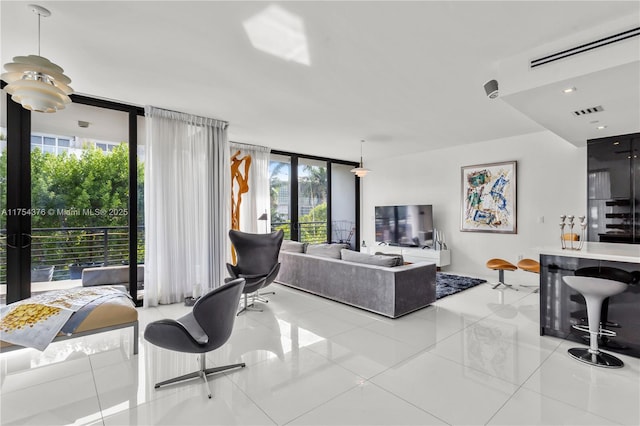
[1,1,639,162]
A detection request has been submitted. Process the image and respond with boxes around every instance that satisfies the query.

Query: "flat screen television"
[375,204,434,247]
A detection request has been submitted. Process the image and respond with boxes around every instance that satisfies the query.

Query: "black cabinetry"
[587,133,640,244]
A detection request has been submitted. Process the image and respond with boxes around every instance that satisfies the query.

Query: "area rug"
[436,273,487,300]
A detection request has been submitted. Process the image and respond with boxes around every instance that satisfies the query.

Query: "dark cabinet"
[587,133,640,244]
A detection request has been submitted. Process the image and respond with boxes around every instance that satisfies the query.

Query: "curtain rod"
[145,105,229,126]
[229,141,270,151]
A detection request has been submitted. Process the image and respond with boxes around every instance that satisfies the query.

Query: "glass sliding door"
[29,103,131,294]
[298,158,328,243]
[2,94,143,305]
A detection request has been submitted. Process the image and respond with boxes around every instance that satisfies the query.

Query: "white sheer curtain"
[229,142,271,233]
[144,106,229,306]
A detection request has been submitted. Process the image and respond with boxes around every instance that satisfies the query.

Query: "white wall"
[360,130,586,284]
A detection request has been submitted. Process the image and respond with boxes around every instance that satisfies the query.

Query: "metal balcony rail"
[270,221,327,244]
[0,226,144,281]
[0,221,333,282]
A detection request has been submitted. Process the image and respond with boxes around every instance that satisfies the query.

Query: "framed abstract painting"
[460,161,517,233]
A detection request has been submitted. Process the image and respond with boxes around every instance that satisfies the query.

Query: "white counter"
[537,242,640,264]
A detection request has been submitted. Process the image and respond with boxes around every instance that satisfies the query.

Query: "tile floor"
[1,280,639,425]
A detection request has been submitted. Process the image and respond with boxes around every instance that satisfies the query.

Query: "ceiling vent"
[573,105,604,116]
[530,27,640,68]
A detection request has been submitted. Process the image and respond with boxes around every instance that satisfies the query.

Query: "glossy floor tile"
[2,282,639,425]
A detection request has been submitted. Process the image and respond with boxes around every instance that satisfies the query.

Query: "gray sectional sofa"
[275,242,436,318]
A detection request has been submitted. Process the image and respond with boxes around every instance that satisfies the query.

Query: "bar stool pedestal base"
[567,347,624,368]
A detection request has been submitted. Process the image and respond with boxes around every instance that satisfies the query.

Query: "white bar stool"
[563,276,627,368]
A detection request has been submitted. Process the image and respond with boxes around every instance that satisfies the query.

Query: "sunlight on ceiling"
[243,4,311,66]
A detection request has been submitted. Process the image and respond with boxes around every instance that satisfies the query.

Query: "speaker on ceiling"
[483,79,499,99]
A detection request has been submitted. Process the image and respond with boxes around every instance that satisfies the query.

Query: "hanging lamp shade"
[2,55,73,113]
[1,5,73,113]
[350,165,370,178]
[350,140,370,178]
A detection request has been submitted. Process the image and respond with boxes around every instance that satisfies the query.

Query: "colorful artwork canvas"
[461,161,517,233]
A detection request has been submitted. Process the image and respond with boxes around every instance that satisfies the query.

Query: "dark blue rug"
[436,273,487,300]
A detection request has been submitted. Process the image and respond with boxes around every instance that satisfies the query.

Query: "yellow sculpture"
[230,150,251,264]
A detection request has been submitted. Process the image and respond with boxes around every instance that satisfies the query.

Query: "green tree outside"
[0,143,144,281]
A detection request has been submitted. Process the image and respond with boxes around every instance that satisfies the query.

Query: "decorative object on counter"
[559,214,587,250]
[461,161,517,234]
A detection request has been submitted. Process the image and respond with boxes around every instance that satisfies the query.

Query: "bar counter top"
[537,241,640,263]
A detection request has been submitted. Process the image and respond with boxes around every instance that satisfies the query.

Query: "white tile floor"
[2,280,639,426]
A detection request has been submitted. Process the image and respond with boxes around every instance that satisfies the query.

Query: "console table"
[538,242,640,358]
[361,245,451,267]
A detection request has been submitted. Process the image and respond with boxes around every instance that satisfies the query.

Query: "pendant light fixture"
[350,139,371,178]
[1,4,73,113]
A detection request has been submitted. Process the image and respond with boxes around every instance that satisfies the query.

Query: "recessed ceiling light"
[613,141,620,145]
[597,125,607,130]
[563,87,577,94]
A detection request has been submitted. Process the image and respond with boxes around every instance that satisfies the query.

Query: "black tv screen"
[375,205,434,247]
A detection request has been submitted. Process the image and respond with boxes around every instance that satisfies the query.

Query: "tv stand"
[362,246,450,267]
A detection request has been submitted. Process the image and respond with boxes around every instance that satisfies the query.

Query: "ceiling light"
[563,87,577,94]
[597,125,607,130]
[350,140,370,178]
[613,141,620,145]
[1,4,73,113]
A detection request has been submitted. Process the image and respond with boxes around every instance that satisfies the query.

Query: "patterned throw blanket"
[0,286,132,351]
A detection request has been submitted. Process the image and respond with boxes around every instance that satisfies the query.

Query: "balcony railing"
[0,226,144,282]
[0,220,341,283]
[270,221,327,244]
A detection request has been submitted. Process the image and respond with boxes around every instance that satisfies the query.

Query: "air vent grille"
[573,106,604,116]
[531,27,640,68]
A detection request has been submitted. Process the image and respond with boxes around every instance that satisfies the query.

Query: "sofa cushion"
[281,240,307,253]
[374,252,405,267]
[341,249,400,267]
[306,243,349,259]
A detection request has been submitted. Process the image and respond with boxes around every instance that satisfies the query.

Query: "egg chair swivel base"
[144,278,247,398]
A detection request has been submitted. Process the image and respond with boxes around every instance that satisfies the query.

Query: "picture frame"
[460,161,517,233]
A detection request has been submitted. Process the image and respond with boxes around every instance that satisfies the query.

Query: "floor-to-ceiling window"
[30,103,130,289]
[270,154,292,239]
[1,93,143,306]
[298,158,328,244]
[269,150,359,247]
